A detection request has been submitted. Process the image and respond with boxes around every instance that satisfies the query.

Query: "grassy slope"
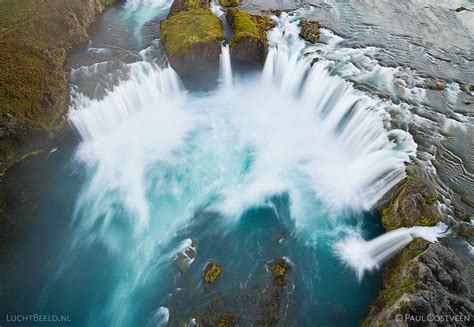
[0,0,109,172]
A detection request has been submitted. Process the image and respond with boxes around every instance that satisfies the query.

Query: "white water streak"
[219,45,233,90]
[335,224,449,280]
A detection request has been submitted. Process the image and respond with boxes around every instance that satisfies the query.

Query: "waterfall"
[334,224,449,280]
[65,10,419,325]
[69,62,183,141]
[219,44,233,90]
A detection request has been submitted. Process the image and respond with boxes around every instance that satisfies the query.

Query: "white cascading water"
[334,224,449,280]
[219,44,233,89]
[66,10,418,325]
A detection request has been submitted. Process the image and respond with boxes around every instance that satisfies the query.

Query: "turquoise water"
[0,2,418,326]
[0,138,383,326]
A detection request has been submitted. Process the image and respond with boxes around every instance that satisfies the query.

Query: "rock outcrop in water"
[226,8,275,65]
[381,176,441,231]
[0,0,116,175]
[204,262,223,283]
[160,1,223,76]
[363,240,474,326]
[364,168,474,326]
[298,19,321,43]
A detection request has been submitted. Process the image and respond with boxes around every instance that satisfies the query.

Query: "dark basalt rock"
[454,222,474,239]
[363,242,474,326]
[299,19,321,43]
[381,176,441,231]
[455,7,468,13]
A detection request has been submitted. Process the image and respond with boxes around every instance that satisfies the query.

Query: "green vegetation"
[227,8,260,47]
[0,0,111,173]
[225,8,274,64]
[268,258,291,286]
[362,239,429,326]
[381,177,440,231]
[219,0,241,7]
[160,9,223,56]
[204,262,222,283]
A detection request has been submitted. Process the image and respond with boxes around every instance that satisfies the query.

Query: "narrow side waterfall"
[219,44,233,89]
[334,224,449,280]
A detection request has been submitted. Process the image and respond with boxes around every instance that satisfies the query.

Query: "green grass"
[160,9,223,56]
[227,7,259,46]
[0,0,113,170]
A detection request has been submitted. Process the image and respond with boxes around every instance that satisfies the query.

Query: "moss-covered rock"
[381,177,441,231]
[219,0,240,7]
[362,241,474,326]
[204,262,222,283]
[167,0,210,18]
[217,311,234,327]
[160,8,223,75]
[299,19,321,43]
[226,8,274,65]
[454,222,474,238]
[267,258,291,286]
[0,0,115,175]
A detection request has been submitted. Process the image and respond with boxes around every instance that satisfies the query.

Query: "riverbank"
[0,0,118,176]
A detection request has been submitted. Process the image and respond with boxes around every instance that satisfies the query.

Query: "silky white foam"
[334,223,449,280]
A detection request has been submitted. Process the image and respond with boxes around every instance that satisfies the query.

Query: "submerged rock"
[217,311,234,327]
[219,0,240,7]
[298,19,321,43]
[160,8,223,76]
[204,262,223,283]
[267,258,292,287]
[381,177,441,231]
[226,8,275,65]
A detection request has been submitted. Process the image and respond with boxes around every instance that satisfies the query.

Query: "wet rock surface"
[363,241,474,326]
[160,0,223,76]
[204,262,223,283]
[381,175,441,231]
[226,8,275,65]
[368,164,474,326]
[298,19,321,43]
